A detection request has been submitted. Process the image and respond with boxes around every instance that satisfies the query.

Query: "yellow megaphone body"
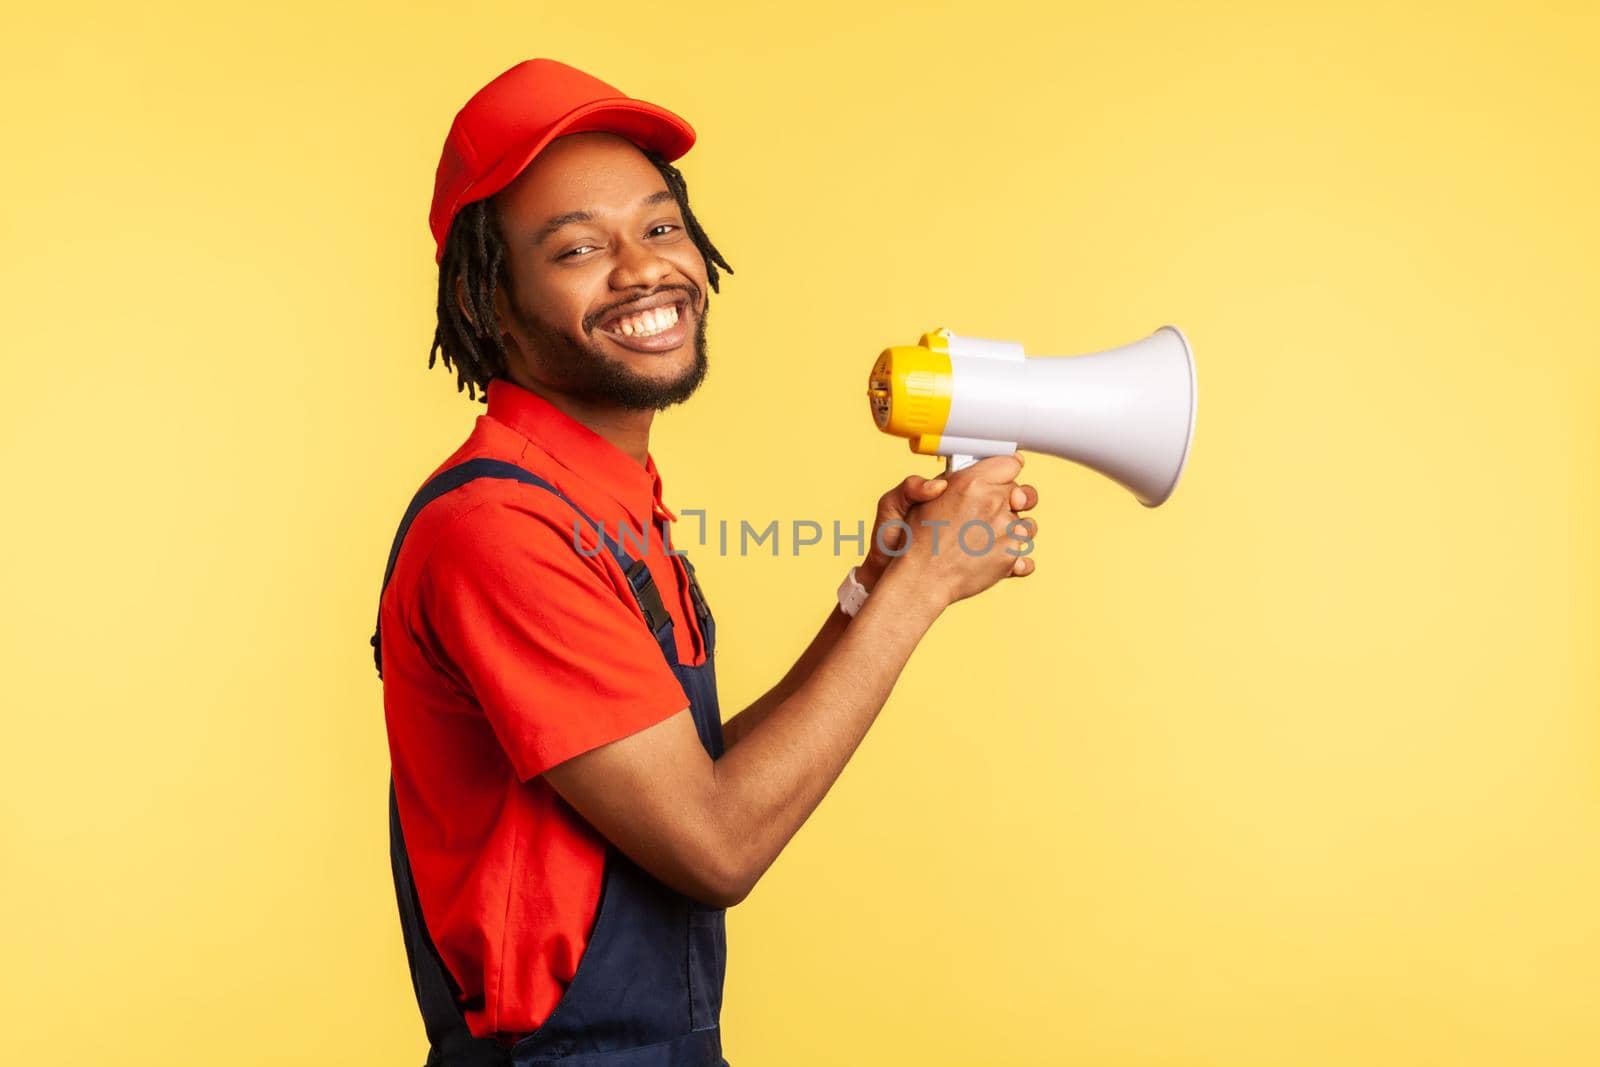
[867,326,1198,507]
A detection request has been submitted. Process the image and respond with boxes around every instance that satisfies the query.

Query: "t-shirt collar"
[485,377,678,529]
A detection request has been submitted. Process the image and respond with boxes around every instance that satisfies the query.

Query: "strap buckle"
[681,556,713,627]
[624,558,675,637]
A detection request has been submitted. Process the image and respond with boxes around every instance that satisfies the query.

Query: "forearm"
[708,565,943,900]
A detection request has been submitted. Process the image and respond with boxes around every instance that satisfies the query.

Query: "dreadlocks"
[427,150,734,403]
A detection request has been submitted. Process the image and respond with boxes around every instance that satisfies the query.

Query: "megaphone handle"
[946,454,980,474]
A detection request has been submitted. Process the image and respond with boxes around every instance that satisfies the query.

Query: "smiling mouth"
[595,297,693,353]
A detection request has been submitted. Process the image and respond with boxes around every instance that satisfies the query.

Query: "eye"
[559,244,598,259]
[647,223,680,238]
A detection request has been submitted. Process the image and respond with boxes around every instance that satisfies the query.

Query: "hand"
[857,473,950,592]
[885,454,1040,607]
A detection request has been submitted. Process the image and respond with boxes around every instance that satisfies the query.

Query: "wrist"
[866,557,949,623]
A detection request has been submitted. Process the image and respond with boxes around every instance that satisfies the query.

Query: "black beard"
[504,288,710,411]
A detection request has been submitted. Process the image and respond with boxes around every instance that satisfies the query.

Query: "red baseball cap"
[429,58,697,263]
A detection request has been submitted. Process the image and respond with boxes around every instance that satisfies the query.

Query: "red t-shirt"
[378,376,708,1038]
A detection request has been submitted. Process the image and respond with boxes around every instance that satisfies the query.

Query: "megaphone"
[866,326,1197,507]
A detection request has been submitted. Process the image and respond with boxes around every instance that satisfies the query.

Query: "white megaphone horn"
[866,325,1197,507]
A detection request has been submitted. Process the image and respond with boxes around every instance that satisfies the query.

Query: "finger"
[1009,517,1038,540]
[1009,556,1035,577]
[886,473,946,511]
[880,476,913,506]
[1010,484,1039,512]
[877,477,919,522]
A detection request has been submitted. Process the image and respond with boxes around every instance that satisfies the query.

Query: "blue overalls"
[372,458,731,1067]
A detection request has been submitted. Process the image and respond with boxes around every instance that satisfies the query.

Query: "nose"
[609,236,672,291]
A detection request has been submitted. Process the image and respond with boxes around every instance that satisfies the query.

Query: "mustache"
[584,284,702,334]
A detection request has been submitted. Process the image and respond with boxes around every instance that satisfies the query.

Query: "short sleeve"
[414,494,690,780]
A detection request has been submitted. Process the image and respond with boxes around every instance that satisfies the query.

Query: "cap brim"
[436,98,696,262]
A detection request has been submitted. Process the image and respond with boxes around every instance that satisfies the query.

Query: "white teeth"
[610,303,679,339]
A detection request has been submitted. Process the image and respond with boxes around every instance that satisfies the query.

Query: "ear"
[453,276,477,329]
[456,276,515,353]
[489,285,515,345]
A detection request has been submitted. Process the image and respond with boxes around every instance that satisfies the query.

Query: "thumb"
[872,475,935,554]
[910,475,948,502]
[878,475,946,528]
[887,474,947,513]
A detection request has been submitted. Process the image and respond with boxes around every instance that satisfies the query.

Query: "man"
[373,59,1039,1066]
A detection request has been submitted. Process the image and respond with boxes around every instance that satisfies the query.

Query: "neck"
[506,372,654,467]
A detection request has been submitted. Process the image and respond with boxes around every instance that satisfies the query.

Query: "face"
[481,131,711,411]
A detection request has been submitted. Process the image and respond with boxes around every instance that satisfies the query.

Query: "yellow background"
[2,2,1596,1063]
